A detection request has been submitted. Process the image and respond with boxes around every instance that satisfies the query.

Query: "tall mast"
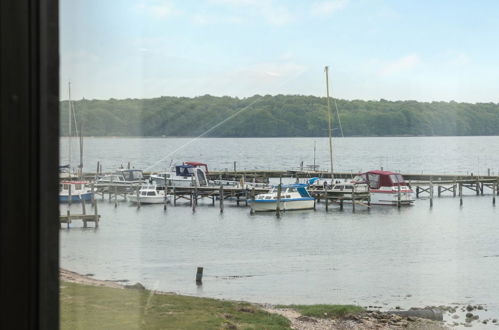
[68,81,72,171]
[325,66,334,179]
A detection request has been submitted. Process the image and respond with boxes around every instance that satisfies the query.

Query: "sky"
[60,0,499,102]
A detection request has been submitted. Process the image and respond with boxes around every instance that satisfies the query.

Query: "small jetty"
[60,167,499,224]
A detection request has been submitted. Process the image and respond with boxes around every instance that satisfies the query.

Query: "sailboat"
[59,82,93,203]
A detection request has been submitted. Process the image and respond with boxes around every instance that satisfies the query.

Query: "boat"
[329,179,370,196]
[353,170,415,205]
[59,82,94,203]
[59,181,93,202]
[161,162,209,187]
[128,183,169,204]
[251,183,315,212]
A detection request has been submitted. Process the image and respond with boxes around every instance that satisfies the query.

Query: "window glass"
[59,1,499,329]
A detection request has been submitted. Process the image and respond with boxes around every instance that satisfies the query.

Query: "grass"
[277,304,365,319]
[60,282,290,330]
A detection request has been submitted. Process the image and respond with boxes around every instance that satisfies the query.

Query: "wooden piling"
[94,198,99,228]
[96,161,100,177]
[459,183,463,206]
[136,187,141,209]
[192,187,197,213]
[91,183,95,205]
[250,187,255,215]
[276,183,282,216]
[163,186,168,211]
[416,186,419,198]
[68,184,72,207]
[397,184,401,208]
[352,191,356,212]
[219,185,224,213]
[493,182,496,206]
[438,185,441,197]
[340,199,344,210]
[114,185,118,208]
[173,187,177,206]
[429,178,433,208]
[233,161,237,172]
[453,180,456,197]
[196,267,203,285]
[66,209,70,229]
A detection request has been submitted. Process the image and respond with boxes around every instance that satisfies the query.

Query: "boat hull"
[370,190,414,205]
[59,192,93,203]
[251,198,315,212]
[129,195,169,204]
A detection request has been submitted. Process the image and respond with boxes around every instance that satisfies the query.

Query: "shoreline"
[60,268,449,329]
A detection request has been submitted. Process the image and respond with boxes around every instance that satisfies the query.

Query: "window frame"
[1,0,59,329]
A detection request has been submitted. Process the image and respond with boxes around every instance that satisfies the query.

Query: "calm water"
[61,137,499,325]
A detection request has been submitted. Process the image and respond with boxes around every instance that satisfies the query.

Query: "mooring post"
[114,185,118,208]
[219,185,224,213]
[250,187,255,214]
[476,180,480,196]
[81,197,86,215]
[136,187,141,209]
[276,183,282,217]
[453,179,457,197]
[233,161,237,172]
[173,186,177,206]
[82,197,87,227]
[68,184,72,207]
[325,192,329,211]
[96,161,100,177]
[192,187,197,213]
[340,199,344,210]
[91,183,95,205]
[163,186,168,211]
[94,197,99,227]
[480,182,484,196]
[493,182,496,206]
[66,209,70,229]
[196,267,203,285]
[244,189,248,207]
[352,190,356,212]
[430,178,434,208]
[416,186,420,198]
[397,184,401,208]
[459,183,463,206]
[108,184,112,201]
[438,185,441,197]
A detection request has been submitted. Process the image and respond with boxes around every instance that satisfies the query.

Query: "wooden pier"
[67,168,499,217]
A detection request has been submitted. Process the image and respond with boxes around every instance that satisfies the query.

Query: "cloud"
[137,1,180,19]
[449,53,470,66]
[310,0,348,17]
[379,54,421,76]
[209,0,294,26]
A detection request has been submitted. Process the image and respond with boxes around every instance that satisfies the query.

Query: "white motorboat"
[251,183,315,212]
[354,170,415,205]
[59,181,93,203]
[128,184,169,204]
[163,162,209,187]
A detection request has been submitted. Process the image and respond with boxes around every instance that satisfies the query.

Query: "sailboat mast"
[68,81,72,171]
[325,66,334,179]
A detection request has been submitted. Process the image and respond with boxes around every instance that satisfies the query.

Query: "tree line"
[60,94,499,137]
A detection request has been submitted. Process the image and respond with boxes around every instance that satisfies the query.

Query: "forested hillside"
[60,95,499,137]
